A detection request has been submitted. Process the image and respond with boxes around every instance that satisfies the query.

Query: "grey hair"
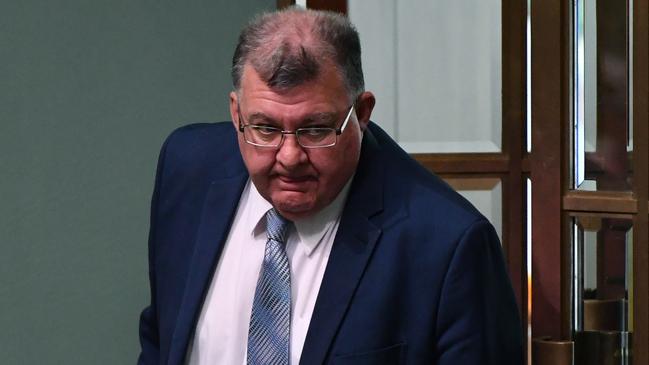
[231,7,365,99]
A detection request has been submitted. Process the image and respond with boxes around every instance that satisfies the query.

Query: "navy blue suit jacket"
[138,121,523,364]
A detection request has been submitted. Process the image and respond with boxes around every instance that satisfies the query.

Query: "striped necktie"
[247,208,292,365]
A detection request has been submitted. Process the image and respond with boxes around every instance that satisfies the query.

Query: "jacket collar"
[167,160,249,364]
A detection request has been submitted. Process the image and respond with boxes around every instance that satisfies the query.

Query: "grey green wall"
[0,1,273,363]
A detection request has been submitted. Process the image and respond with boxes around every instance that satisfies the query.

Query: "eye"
[299,128,333,142]
[254,125,279,135]
[304,128,328,136]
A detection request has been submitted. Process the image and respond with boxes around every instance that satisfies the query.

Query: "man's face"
[230,64,374,221]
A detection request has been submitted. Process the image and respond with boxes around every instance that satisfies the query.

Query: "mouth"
[275,175,315,191]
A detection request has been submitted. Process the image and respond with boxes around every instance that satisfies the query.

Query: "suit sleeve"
[137,134,171,365]
[435,219,523,365]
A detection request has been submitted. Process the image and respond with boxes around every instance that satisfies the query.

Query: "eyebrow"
[246,112,277,124]
[302,112,337,126]
[245,111,338,127]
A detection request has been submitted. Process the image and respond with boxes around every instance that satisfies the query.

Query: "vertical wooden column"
[530,0,570,340]
[502,0,527,324]
[277,0,295,10]
[632,0,649,362]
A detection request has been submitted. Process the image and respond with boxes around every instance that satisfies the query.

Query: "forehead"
[239,64,350,115]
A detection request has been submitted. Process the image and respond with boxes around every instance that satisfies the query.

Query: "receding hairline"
[235,60,352,103]
[231,7,365,99]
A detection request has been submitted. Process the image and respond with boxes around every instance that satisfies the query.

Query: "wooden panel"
[414,154,531,175]
[560,210,574,341]
[563,190,637,213]
[532,338,574,365]
[522,155,531,172]
[413,153,509,174]
[444,177,500,190]
[594,0,630,191]
[568,211,634,220]
[530,0,569,340]
[307,0,347,14]
[277,0,295,9]
[583,151,633,180]
[502,0,527,322]
[632,0,649,362]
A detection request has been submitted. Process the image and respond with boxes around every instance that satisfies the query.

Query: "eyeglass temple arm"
[337,105,355,135]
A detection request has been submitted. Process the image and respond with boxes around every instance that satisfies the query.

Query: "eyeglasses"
[237,104,355,148]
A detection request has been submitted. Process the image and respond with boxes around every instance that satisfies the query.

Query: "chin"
[272,193,317,220]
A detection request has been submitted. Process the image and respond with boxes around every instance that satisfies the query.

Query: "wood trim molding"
[444,177,501,191]
[412,153,532,174]
[413,153,509,174]
[567,211,634,220]
[562,190,637,214]
[306,0,347,14]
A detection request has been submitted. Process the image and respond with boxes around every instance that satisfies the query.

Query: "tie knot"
[265,208,291,243]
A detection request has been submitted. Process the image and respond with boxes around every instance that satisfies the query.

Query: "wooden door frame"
[276,0,649,361]
[631,0,648,362]
[530,0,570,341]
[531,0,649,363]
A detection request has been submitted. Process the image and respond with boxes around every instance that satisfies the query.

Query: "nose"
[276,134,308,169]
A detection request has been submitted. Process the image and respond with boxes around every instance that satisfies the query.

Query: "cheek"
[247,157,274,175]
[325,136,361,173]
[310,148,358,188]
[240,145,275,178]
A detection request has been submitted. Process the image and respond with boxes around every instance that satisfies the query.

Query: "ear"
[354,91,376,131]
[229,91,239,129]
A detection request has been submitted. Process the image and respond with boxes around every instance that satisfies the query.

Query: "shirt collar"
[247,177,353,257]
[245,180,274,237]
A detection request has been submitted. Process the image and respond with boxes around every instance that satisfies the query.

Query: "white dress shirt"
[186,178,351,365]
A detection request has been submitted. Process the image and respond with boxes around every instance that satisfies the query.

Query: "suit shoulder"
[158,122,245,182]
[368,123,488,236]
[406,171,488,240]
[165,122,235,149]
[162,122,238,159]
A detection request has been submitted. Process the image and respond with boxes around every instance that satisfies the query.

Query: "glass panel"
[574,0,632,191]
[444,178,502,240]
[572,215,633,364]
[349,0,502,153]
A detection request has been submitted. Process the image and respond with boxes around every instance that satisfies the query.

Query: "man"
[138,7,522,365]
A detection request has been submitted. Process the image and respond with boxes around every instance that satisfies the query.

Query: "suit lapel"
[298,210,381,365]
[299,130,385,365]
[168,172,248,365]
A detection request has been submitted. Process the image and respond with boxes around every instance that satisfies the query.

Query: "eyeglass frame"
[237,102,356,149]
